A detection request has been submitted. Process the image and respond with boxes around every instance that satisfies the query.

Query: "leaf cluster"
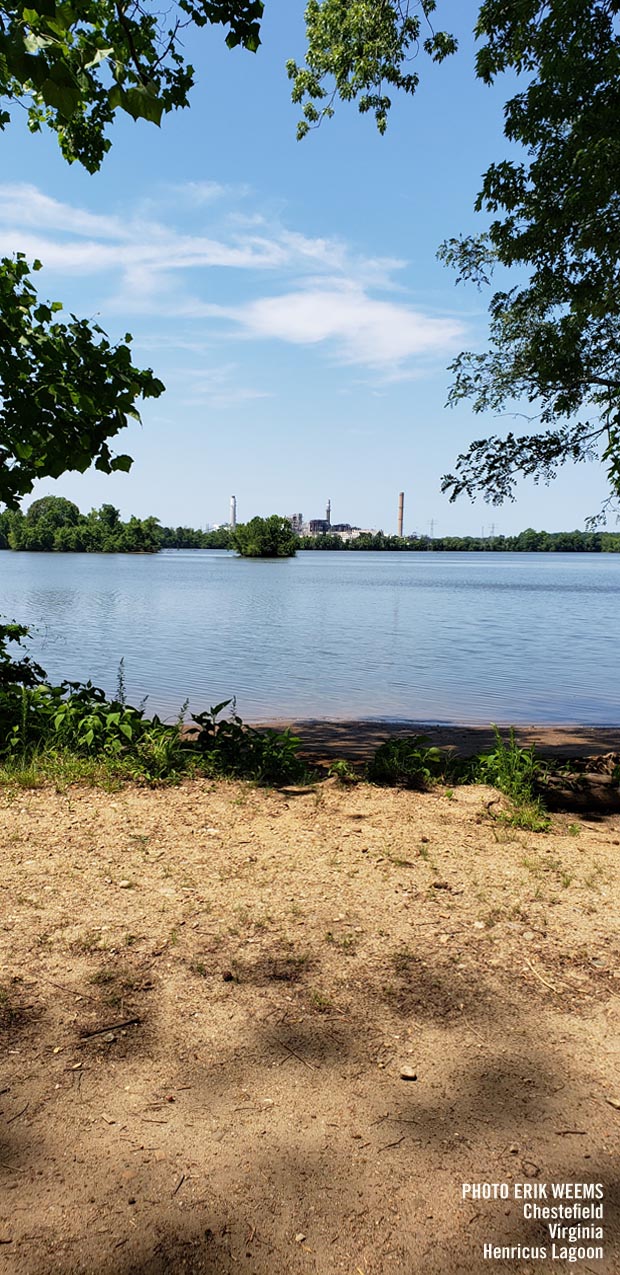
[287,0,456,138]
[0,255,164,508]
[439,1,620,512]
[0,0,264,171]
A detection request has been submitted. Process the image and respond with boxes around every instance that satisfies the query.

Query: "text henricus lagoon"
[462,1181,605,1263]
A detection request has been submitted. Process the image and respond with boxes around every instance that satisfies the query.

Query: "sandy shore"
[259,719,620,763]
[1,778,619,1273]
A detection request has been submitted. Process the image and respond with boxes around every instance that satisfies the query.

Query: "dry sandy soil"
[1,773,619,1274]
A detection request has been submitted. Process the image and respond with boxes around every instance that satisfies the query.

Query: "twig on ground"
[79,1017,141,1040]
[268,1035,318,1071]
[524,958,562,992]
[6,1104,28,1125]
[40,977,99,1004]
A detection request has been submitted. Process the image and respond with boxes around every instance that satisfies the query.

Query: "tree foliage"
[286,0,456,138]
[0,0,264,171]
[232,515,297,558]
[437,0,620,515]
[0,253,164,508]
[289,1,620,515]
[0,1,264,508]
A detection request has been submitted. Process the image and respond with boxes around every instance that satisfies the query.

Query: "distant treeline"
[298,529,620,552]
[1,499,619,553]
[0,497,227,554]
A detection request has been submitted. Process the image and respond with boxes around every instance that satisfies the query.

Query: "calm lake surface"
[1,550,618,725]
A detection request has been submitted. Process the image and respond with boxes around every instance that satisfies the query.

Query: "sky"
[0,0,610,536]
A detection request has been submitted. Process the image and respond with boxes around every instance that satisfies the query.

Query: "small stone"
[295,1233,306,1244]
[118,880,132,889]
[102,1032,116,1044]
[400,1065,418,1081]
[522,930,535,941]
[605,1096,620,1109]
[473,921,485,930]
[509,1144,519,1154]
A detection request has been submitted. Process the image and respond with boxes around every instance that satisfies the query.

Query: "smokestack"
[230,495,237,528]
[326,499,331,526]
[398,491,404,537]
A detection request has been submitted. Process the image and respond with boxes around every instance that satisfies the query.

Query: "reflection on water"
[0,550,618,724]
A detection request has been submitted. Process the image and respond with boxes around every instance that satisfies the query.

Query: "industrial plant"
[211,493,407,539]
[286,493,406,540]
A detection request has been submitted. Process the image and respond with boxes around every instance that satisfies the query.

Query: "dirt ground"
[1,772,619,1274]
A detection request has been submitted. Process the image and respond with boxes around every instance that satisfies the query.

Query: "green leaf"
[40,77,82,119]
[123,87,163,126]
[110,454,133,473]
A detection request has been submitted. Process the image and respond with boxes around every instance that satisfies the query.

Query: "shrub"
[190,700,309,785]
[468,727,547,805]
[0,641,309,788]
[366,735,454,790]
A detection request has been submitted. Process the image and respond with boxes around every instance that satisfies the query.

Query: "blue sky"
[0,0,610,535]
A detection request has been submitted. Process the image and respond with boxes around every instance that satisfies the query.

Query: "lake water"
[0,550,618,725]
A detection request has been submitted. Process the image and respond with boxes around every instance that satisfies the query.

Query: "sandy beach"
[1,771,619,1273]
[265,719,620,764]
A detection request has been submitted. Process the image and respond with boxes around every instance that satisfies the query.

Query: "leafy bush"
[0,628,309,787]
[366,735,455,790]
[190,700,309,785]
[466,727,547,801]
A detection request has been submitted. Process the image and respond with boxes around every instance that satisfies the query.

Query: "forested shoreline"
[1,498,620,553]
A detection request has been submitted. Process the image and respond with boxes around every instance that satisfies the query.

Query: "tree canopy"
[0,0,264,170]
[290,0,620,516]
[232,515,297,558]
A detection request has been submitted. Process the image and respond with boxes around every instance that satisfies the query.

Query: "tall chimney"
[230,495,237,528]
[326,498,331,526]
[397,491,404,537]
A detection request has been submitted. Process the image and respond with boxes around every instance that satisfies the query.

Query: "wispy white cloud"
[0,183,127,240]
[225,281,463,370]
[0,180,466,376]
